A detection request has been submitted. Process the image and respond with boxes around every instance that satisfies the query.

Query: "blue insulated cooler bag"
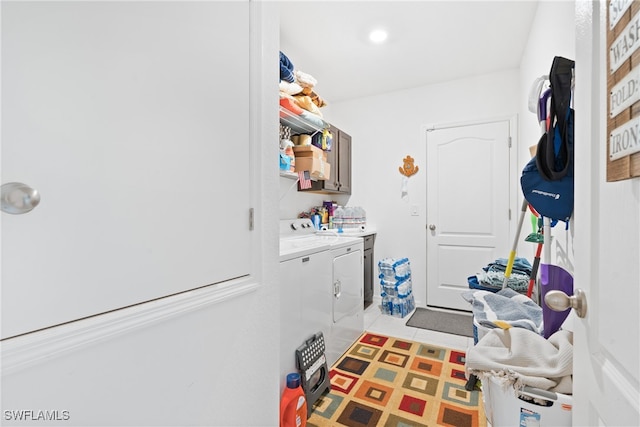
[521,56,574,224]
[521,154,573,223]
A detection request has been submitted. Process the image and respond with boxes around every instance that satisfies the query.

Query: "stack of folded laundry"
[467,257,532,294]
[279,51,328,120]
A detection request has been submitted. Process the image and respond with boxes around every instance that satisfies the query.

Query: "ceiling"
[279,1,539,103]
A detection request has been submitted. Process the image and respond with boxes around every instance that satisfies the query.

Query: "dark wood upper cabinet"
[299,124,351,194]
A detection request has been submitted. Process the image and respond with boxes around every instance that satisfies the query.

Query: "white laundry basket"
[472,317,490,344]
[482,376,572,427]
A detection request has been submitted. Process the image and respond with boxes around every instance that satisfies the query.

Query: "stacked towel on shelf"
[279,51,295,83]
[279,51,328,110]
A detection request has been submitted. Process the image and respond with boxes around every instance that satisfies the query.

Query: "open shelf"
[279,170,319,181]
[279,107,327,135]
[279,170,299,180]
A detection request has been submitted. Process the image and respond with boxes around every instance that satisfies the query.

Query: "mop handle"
[502,199,529,289]
[527,242,543,298]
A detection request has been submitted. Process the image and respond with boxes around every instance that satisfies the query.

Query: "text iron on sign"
[609,116,640,161]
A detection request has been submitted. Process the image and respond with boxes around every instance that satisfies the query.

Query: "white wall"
[517,0,576,270]
[324,70,520,306]
[279,174,350,219]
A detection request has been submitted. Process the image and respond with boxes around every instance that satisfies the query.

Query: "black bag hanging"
[521,56,575,224]
[536,56,575,181]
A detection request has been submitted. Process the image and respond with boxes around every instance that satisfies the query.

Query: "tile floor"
[363,302,475,351]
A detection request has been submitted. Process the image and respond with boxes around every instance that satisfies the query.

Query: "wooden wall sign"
[607,0,640,181]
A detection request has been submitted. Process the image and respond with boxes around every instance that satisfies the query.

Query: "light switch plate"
[411,205,419,216]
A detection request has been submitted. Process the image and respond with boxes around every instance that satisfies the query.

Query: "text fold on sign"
[610,66,640,118]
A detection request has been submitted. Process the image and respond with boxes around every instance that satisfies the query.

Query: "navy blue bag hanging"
[521,56,575,224]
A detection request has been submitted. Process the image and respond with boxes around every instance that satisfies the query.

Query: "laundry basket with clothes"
[462,287,573,426]
[465,328,573,426]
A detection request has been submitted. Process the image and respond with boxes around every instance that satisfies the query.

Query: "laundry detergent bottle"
[280,372,307,427]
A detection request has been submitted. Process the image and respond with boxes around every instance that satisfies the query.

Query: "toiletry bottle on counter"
[333,206,344,232]
[284,143,295,172]
[280,373,307,427]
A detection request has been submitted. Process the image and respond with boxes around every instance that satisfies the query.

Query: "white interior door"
[572,3,639,425]
[426,119,512,311]
[1,2,251,339]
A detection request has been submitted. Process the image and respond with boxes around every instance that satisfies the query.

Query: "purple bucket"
[540,263,574,338]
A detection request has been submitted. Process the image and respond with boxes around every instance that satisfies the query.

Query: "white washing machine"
[279,219,364,391]
[279,218,332,393]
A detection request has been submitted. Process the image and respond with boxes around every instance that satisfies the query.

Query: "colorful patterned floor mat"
[307,332,487,427]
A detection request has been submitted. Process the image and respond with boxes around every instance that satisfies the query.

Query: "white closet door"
[1,1,251,339]
[426,119,512,311]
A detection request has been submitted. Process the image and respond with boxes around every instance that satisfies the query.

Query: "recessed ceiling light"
[369,29,388,44]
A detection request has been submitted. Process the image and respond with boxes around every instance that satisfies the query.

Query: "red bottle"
[280,373,307,427]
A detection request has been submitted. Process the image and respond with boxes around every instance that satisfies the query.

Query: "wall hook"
[399,155,419,177]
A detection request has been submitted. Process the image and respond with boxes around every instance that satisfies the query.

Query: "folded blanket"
[294,95,323,116]
[279,96,304,115]
[280,51,295,83]
[279,80,303,96]
[489,257,532,276]
[474,269,530,292]
[298,111,326,129]
[465,328,573,394]
[462,288,543,334]
[467,257,532,293]
[295,69,317,88]
[302,87,327,108]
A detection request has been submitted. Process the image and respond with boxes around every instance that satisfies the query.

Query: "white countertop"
[316,227,377,238]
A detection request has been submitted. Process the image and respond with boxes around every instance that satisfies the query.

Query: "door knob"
[1,182,41,214]
[544,288,587,318]
[428,224,436,231]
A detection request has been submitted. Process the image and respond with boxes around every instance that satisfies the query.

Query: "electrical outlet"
[411,205,419,216]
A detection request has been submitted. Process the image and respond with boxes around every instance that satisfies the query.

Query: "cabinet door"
[363,248,373,307]
[298,125,350,194]
[323,125,341,192]
[1,2,252,339]
[337,130,352,194]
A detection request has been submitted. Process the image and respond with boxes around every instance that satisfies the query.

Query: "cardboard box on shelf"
[295,157,330,180]
[293,144,327,161]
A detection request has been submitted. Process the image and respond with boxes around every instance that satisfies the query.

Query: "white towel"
[465,328,573,394]
[462,288,543,334]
